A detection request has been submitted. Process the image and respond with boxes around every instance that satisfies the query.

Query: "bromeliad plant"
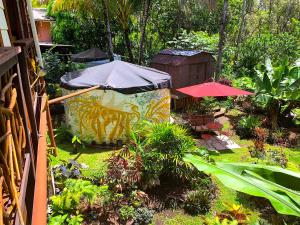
[253,59,300,129]
[184,154,300,217]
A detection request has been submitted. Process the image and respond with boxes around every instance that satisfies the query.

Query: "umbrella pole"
[48,85,100,105]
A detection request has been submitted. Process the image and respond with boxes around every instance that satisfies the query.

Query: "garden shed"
[60,60,171,144]
[150,49,215,97]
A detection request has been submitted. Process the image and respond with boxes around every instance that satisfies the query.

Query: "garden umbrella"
[176,82,253,98]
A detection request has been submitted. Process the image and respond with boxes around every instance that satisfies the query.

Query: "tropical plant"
[205,204,250,225]
[249,127,267,159]
[236,115,262,139]
[266,149,288,168]
[50,179,101,215]
[71,135,84,153]
[52,159,87,183]
[292,108,300,125]
[253,59,300,129]
[134,207,154,225]
[236,32,299,77]
[184,189,211,215]
[119,205,136,221]
[54,124,73,144]
[232,77,255,91]
[43,49,66,83]
[113,0,142,62]
[184,154,300,217]
[106,146,143,192]
[143,122,198,180]
[48,214,68,225]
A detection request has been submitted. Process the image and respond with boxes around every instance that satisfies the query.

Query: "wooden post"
[31,94,47,225]
[46,101,57,156]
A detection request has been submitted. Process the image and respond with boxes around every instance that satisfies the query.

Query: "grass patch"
[51,143,116,178]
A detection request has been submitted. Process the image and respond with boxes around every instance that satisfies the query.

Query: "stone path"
[197,134,240,151]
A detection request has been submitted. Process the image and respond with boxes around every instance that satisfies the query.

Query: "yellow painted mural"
[63,89,170,144]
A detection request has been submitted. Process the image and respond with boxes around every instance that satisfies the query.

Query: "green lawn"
[51,143,116,177]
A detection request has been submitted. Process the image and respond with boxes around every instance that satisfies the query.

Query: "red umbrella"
[176,82,253,98]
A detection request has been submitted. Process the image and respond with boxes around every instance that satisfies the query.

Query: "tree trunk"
[102,0,114,61]
[138,0,151,65]
[268,0,273,30]
[281,0,293,32]
[124,28,134,63]
[216,0,229,79]
[269,100,280,130]
[234,0,247,63]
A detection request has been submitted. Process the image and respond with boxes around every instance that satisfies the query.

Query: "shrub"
[43,50,65,83]
[53,159,89,183]
[184,189,211,215]
[249,128,267,159]
[54,124,73,144]
[134,207,154,225]
[106,147,143,191]
[236,115,262,139]
[266,150,288,168]
[50,179,100,214]
[143,122,198,182]
[119,205,136,221]
[266,129,286,145]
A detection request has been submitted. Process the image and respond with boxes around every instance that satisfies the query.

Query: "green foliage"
[54,124,73,144]
[184,154,300,217]
[145,122,197,156]
[236,32,300,76]
[51,179,100,214]
[253,59,300,128]
[43,49,84,99]
[167,30,219,52]
[266,149,288,168]
[184,189,211,215]
[143,122,198,179]
[119,205,136,221]
[53,159,86,182]
[232,77,255,91]
[48,214,68,225]
[236,115,262,139]
[48,214,84,225]
[71,135,84,153]
[43,50,65,83]
[292,108,300,125]
[66,214,84,225]
[134,207,154,225]
[48,1,107,51]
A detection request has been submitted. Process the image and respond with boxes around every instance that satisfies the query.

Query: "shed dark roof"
[151,49,214,66]
[71,47,109,62]
[159,49,212,57]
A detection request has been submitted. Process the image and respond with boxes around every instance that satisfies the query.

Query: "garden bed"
[49,110,300,224]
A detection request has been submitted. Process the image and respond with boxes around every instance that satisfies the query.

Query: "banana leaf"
[183,154,300,217]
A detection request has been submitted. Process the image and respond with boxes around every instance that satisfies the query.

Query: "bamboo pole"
[9,141,25,225]
[48,85,100,104]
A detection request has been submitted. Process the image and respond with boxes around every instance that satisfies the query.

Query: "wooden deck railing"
[0,45,53,225]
